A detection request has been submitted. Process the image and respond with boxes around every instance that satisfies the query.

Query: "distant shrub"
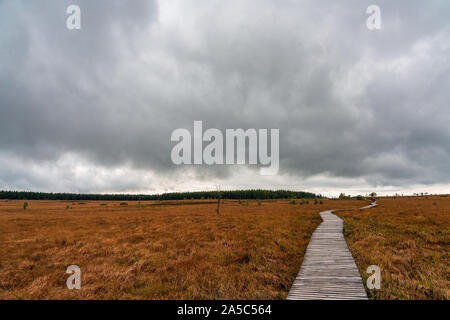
[23,202,28,210]
[120,202,128,206]
[339,193,354,200]
[314,199,318,205]
[290,200,297,205]
[100,203,107,206]
[355,195,364,200]
[239,200,249,206]
[258,201,262,206]
[65,205,70,210]
[319,200,323,205]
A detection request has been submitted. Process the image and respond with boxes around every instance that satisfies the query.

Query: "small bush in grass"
[257,201,262,206]
[290,200,297,205]
[314,199,318,205]
[320,200,323,205]
[23,202,28,210]
[65,205,70,210]
[100,203,107,206]
[120,202,128,206]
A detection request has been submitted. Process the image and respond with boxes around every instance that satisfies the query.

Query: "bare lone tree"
[216,186,222,215]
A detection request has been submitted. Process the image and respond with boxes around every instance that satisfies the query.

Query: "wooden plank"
[287,202,377,300]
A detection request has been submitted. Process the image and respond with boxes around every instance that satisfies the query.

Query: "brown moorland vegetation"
[0,198,364,299]
[338,196,449,300]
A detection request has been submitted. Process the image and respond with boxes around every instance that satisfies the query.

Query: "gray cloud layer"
[1,0,449,194]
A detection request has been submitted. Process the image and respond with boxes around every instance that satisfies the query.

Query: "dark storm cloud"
[0,0,449,192]
[0,0,168,168]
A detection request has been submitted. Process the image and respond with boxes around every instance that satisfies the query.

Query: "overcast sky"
[1,0,449,196]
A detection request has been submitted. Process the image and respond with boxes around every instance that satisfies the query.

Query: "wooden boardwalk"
[287,203,377,300]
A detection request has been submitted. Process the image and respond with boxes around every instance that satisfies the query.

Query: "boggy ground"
[338,196,449,300]
[0,198,364,299]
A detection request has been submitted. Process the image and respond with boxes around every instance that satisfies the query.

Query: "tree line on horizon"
[0,189,320,201]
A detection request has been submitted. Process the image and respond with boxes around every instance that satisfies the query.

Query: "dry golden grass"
[338,196,449,300]
[0,198,363,300]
